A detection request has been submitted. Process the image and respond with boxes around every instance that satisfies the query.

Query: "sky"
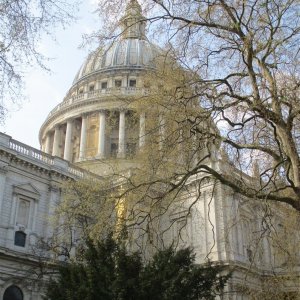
[1,1,101,149]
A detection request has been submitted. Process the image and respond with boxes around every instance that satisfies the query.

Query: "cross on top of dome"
[120,0,147,39]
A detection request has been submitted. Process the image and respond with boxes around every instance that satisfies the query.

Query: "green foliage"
[45,235,229,300]
[139,247,228,300]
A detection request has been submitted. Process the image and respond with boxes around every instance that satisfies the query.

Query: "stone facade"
[0,1,299,299]
[1,130,298,299]
[0,133,90,299]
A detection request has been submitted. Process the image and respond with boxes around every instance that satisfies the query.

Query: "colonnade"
[43,110,147,162]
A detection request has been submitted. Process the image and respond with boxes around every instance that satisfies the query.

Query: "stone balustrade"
[47,87,147,118]
[9,138,54,165]
[0,132,92,179]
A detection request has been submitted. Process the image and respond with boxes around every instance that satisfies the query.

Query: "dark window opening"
[129,79,136,87]
[115,80,122,87]
[14,231,26,247]
[79,89,84,94]
[89,85,95,92]
[3,285,23,300]
[110,143,118,158]
[101,82,107,89]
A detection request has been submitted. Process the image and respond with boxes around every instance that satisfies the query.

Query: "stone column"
[52,126,61,157]
[32,200,38,232]
[159,114,166,150]
[118,110,126,158]
[45,133,51,154]
[97,110,106,158]
[64,119,73,161]
[139,112,146,149]
[79,114,88,160]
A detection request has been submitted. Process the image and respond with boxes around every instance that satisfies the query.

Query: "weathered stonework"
[0,1,299,299]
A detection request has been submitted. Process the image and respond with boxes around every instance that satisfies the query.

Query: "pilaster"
[0,163,8,221]
[47,185,60,238]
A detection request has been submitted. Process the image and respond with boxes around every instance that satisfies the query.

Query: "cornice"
[0,149,78,182]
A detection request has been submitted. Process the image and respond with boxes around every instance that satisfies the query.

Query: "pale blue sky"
[1,1,101,149]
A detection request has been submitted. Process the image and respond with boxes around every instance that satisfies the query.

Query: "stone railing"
[68,165,85,178]
[47,87,148,118]
[0,132,93,179]
[9,139,54,165]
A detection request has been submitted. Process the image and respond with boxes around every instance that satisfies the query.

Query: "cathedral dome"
[39,0,164,172]
[72,38,159,85]
[72,0,160,85]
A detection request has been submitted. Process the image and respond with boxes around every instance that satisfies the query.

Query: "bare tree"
[54,2,300,297]
[0,0,77,122]
[90,0,300,212]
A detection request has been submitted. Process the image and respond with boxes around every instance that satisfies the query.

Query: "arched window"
[3,285,23,300]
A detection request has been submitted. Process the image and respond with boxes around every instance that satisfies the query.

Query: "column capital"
[66,118,74,124]
[48,184,60,193]
[0,162,8,175]
[81,112,89,119]
[119,108,127,113]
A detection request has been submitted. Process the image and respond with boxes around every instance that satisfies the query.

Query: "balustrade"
[46,87,148,118]
[9,139,54,165]
[0,133,92,179]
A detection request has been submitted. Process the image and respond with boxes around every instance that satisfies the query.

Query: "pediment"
[13,183,41,199]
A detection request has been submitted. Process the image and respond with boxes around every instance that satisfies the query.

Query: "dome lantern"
[120,0,146,40]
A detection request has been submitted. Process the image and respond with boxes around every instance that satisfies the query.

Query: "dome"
[72,0,161,85]
[73,38,160,84]
[39,0,165,171]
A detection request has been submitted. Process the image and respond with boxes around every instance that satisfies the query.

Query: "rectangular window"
[115,80,122,87]
[101,82,107,89]
[14,231,26,247]
[129,79,136,87]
